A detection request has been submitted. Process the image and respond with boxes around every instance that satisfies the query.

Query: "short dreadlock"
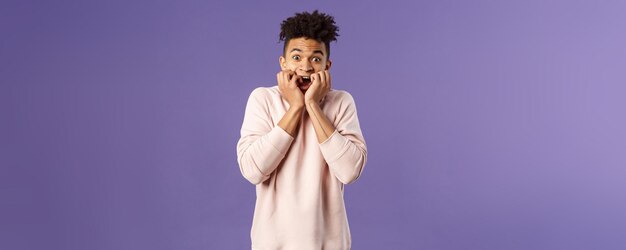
[279,10,339,58]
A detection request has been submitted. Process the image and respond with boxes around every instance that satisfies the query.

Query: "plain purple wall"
[2,0,625,249]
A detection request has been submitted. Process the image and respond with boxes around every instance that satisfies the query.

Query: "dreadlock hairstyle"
[279,10,339,58]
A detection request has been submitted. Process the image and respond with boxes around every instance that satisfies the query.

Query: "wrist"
[304,96,314,105]
[305,100,320,109]
[289,102,305,111]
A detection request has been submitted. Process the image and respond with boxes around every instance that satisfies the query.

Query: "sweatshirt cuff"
[268,126,295,155]
[318,130,348,163]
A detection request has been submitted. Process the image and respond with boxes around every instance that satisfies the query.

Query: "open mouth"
[291,75,312,91]
[298,76,311,86]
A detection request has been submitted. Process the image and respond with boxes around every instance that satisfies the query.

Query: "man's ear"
[279,56,286,71]
[326,59,332,70]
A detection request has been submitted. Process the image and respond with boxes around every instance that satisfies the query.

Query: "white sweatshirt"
[236,86,367,250]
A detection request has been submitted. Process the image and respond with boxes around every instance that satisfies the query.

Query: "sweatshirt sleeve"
[236,88,294,185]
[318,91,368,185]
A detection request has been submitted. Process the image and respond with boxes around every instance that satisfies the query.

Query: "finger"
[289,73,299,86]
[281,72,290,88]
[312,72,320,84]
[278,71,283,84]
[279,70,291,84]
[287,73,295,88]
[324,70,331,89]
[316,72,323,85]
[321,71,328,86]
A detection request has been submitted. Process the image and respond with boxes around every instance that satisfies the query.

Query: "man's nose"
[300,60,313,72]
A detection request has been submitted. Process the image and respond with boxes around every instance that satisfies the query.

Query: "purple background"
[2,0,626,249]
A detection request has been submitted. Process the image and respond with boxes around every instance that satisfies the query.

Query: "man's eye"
[312,57,321,62]
[292,55,300,60]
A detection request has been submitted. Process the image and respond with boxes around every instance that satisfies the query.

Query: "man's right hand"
[277,70,305,109]
[276,70,305,137]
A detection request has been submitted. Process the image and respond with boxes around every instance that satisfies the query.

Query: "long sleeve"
[236,88,294,185]
[318,91,367,185]
[240,87,362,249]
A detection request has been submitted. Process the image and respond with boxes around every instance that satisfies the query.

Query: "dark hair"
[279,10,339,58]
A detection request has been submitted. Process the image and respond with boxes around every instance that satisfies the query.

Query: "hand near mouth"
[277,70,305,109]
[305,70,331,105]
[304,70,336,144]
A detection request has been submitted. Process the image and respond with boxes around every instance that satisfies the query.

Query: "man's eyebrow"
[289,48,325,56]
[313,50,325,56]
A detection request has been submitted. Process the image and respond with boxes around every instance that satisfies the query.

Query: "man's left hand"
[305,70,331,105]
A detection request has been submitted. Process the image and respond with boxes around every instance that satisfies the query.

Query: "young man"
[236,10,367,250]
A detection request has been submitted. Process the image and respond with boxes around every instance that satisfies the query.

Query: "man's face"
[279,37,332,92]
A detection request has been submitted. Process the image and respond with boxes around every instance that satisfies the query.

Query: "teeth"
[302,76,310,80]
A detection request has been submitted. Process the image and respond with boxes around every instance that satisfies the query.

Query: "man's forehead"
[287,38,326,54]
